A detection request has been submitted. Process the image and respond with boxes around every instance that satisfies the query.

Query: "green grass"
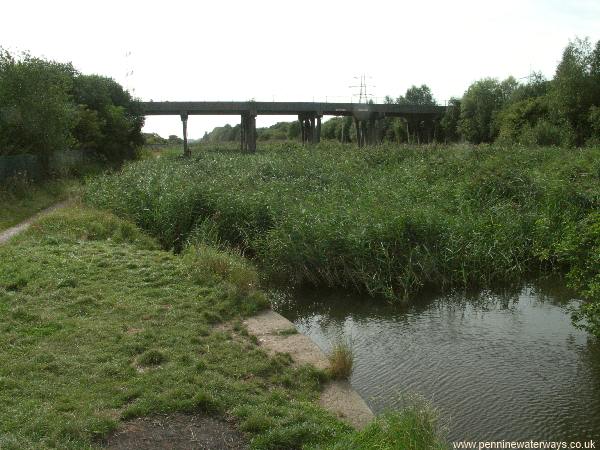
[85,142,600,335]
[0,206,444,448]
[0,177,79,231]
[321,401,446,450]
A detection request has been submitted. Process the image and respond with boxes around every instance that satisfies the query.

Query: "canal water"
[272,282,600,441]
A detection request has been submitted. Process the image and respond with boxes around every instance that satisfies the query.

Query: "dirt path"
[0,201,69,245]
[103,414,248,450]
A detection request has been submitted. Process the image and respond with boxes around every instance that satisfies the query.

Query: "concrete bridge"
[140,101,446,156]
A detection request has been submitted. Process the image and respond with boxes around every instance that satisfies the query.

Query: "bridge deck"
[139,101,445,117]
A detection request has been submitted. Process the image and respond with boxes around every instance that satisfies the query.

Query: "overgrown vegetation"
[0,206,443,448]
[86,142,600,337]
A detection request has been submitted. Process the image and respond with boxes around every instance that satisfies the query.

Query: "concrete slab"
[244,310,374,429]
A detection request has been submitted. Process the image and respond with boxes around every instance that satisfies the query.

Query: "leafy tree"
[73,105,104,151]
[71,74,144,161]
[509,72,549,103]
[588,106,600,145]
[440,98,461,142]
[550,37,599,146]
[258,121,289,141]
[0,49,76,172]
[168,135,183,144]
[458,78,507,143]
[497,97,547,142]
[143,132,168,145]
[499,76,519,102]
[398,85,436,105]
[321,117,341,140]
[287,121,301,140]
[396,85,437,143]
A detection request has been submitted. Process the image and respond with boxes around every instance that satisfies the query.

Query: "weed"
[277,327,299,336]
[327,341,354,380]
[137,350,167,367]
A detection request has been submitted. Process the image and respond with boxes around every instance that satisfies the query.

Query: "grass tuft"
[327,341,354,380]
[137,350,167,367]
[322,399,446,450]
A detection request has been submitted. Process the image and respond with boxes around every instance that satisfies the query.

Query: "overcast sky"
[2,0,599,139]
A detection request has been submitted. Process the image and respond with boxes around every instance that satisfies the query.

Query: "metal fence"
[0,149,93,182]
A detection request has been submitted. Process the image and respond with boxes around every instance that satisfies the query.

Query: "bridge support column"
[299,113,318,145]
[375,115,383,144]
[240,113,257,153]
[354,118,368,147]
[180,113,190,157]
[315,115,322,144]
[366,116,383,145]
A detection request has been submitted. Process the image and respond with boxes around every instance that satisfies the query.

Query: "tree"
[71,74,144,161]
[440,98,461,142]
[321,117,342,141]
[550,38,599,146]
[458,78,506,143]
[287,121,301,140]
[509,72,549,103]
[395,85,437,143]
[0,49,76,172]
[398,85,436,106]
[588,106,600,144]
[143,132,168,145]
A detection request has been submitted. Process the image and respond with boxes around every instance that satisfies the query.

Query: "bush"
[533,119,566,146]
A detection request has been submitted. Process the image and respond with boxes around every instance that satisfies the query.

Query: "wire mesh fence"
[0,149,95,183]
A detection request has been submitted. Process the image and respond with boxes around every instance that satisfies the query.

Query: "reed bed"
[85,142,600,331]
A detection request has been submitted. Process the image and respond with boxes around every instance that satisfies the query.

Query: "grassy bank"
[85,142,600,335]
[0,206,444,449]
[0,178,79,231]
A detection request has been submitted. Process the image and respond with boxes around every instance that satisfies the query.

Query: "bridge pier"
[354,118,367,147]
[180,113,190,157]
[316,115,322,143]
[240,112,257,152]
[298,113,321,145]
[354,114,382,147]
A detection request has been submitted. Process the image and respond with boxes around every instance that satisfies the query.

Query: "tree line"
[201,37,600,148]
[0,48,144,174]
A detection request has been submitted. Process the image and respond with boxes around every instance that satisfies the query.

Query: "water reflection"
[272,281,600,441]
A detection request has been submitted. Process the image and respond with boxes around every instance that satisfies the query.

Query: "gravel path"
[0,201,69,245]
